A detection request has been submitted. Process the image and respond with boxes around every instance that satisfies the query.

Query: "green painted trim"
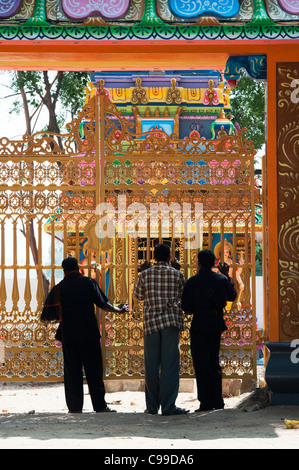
[0,23,297,41]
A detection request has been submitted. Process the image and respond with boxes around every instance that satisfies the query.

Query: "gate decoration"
[0,79,257,381]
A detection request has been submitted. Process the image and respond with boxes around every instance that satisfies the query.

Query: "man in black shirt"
[42,257,128,413]
[182,249,237,412]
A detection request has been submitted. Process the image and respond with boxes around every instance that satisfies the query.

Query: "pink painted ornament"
[62,0,130,20]
[278,0,299,14]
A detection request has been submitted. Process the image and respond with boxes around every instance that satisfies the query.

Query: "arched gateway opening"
[0,69,260,383]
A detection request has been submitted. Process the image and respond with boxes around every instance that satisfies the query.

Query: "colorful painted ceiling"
[0,0,298,40]
[87,70,234,140]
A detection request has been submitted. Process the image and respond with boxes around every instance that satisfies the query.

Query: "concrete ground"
[0,381,299,450]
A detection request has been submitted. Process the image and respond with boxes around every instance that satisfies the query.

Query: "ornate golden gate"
[0,83,257,381]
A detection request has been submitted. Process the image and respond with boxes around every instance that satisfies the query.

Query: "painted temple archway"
[0,0,298,396]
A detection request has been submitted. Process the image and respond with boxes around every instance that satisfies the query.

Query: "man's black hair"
[62,256,79,274]
[154,243,171,262]
[197,249,216,269]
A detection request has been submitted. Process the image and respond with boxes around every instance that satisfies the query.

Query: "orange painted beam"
[0,51,230,71]
[0,41,298,71]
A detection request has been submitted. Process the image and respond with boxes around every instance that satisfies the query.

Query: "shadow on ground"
[0,407,295,447]
[0,383,298,449]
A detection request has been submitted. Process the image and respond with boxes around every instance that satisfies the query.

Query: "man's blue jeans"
[144,326,180,414]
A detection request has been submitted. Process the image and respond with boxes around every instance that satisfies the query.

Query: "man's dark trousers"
[62,339,106,412]
[144,326,180,415]
[190,328,224,410]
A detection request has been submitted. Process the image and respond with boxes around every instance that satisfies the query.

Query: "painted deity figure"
[214,240,245,308]
[80,250,98,279]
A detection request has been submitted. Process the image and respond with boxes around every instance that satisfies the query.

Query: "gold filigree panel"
[0,160,96,188]
[0,96,96,158]
[104,158,251,187]
[101,90,255,160]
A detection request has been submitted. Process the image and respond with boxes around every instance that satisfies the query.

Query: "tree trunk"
[43,71,64,149]
[17,71,31,136]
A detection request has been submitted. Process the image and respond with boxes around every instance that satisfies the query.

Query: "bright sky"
[0,71,23,139]
[0,71,51,139]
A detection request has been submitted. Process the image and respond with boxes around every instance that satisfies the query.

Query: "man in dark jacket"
[182,249,237,412]
[42,256,128,413]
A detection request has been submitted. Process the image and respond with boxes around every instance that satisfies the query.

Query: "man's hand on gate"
[117,303,129,313]
[171,258,181,270]
[218,261,230,278]
[139,260,151,272]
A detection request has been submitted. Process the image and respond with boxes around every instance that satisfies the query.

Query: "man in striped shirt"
[134,244,188,416]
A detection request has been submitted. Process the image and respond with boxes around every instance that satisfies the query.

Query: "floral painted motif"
[168,0,240,18]
[62,0,130,19]
[278,0,299,14]
[0,0,21,18]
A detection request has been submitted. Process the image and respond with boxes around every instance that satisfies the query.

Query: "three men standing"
[42,247,236,415]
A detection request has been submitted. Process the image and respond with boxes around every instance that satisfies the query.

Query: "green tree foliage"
[9,71,90,135]
[229,72,266,152]
[256,242,263,276]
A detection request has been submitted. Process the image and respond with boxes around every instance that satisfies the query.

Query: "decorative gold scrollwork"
[277,63,299,341]
[131,77,148,105]
[165,78,182,105]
